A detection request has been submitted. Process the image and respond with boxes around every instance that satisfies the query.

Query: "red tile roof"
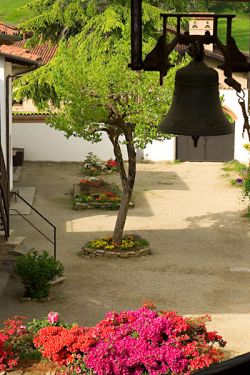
[0,44,41,64]
[0,22,20,36]
[15,40,57,64]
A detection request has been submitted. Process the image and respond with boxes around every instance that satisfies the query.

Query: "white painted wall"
[13,123,128,161]
[143,138,176,161]
[221,88,250,164]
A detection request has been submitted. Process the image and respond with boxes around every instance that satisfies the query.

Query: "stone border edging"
[82,246,151,258]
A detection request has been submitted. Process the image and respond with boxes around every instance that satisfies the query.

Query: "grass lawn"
[0,0,33,25]
[217,16,250,52]
[0,1,249,52]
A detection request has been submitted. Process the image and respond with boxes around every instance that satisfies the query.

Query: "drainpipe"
[5,65,37,193]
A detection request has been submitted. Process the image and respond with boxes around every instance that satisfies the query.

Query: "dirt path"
[1,161,250,356]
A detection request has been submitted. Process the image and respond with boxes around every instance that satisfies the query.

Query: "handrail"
[11,191,57,259]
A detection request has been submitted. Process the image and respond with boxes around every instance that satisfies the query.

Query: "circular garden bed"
[81,235,151,258]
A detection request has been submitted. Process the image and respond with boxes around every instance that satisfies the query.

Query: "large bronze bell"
[158,60,233,140]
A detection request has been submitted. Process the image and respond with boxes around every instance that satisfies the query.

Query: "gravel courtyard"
[1,161,250,356]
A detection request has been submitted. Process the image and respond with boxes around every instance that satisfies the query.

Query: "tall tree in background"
[15,0,188,243]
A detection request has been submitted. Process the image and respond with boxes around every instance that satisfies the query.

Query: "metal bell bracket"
[130,3,250,79]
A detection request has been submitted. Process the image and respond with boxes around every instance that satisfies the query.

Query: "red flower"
[106,159,118,168]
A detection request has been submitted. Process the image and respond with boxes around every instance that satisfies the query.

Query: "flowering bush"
[81,153,118,175]
[0,312,73,372]
[0,317,27,371]
[0,316,37,370]
[87,234,149,251]
[81,153,108,176]
[33,306,226,374]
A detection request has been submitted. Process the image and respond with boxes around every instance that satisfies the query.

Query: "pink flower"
[48,312,59,324]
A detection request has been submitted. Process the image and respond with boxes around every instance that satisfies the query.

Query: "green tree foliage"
[15,0,188,243]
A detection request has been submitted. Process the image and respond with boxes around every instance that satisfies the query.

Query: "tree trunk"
[112,187,133,244]
[109,124,136,245]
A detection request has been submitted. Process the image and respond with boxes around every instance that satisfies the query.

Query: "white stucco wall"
[143,138,176,161]
[221,88,250,164]
[13,123,128,161]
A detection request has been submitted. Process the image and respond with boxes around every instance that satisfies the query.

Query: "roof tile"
[0,22,20,36]
[0,44,41,63]
[15,40,57,64]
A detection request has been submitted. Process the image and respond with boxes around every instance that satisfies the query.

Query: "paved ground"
[1,161,250,357]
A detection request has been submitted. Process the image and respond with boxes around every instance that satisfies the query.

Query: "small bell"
[158,60,233,144]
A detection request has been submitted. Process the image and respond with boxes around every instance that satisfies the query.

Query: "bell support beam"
[130,0,143,70]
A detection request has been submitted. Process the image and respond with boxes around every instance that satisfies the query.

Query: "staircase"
[0,145,26,263]
[0,229,25,261]
[0,145,57,262]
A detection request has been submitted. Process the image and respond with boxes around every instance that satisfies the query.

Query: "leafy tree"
[15,0,187,244]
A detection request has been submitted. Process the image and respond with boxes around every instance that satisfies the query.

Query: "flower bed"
[82,235,151,257]
[74,190,122,210]
[73,180,134,210]
[0,306,227,374]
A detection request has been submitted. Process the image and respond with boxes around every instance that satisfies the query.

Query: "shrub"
[15,251,64,299]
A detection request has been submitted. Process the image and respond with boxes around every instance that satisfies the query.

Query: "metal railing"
[10,191,57,259]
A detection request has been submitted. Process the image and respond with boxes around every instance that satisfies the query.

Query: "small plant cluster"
[222,161,250,218]
[87,234,149,251]
[32,305,226,374]
[242,169,250,219]
[81,153,118,176]
[15,251,64,299]
[243,144,250,152]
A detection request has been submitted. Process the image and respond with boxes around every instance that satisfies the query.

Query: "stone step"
[0,237,26,262]
[0,229,15,240]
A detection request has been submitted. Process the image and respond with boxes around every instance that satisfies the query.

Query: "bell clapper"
[192,136,200,147]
